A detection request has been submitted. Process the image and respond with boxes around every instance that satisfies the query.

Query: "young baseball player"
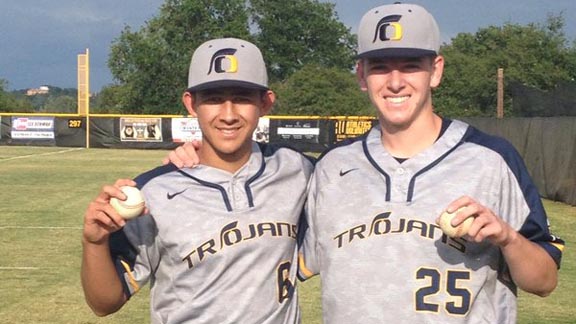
[81,38,313,323]
[296,3,564,323]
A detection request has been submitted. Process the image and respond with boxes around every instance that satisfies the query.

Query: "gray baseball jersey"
[299,119,564,324]
[109,142,314,324]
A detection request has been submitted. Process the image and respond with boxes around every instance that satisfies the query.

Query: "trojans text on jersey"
[333,211,468,253]
[182,220,298,269]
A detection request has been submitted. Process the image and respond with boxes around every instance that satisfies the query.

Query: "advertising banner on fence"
[171,118,202,142]
[334,118,375,142]
[11,116,55,139]
[120,117,162,142]
[172,117,270,143]
[253,118,270,143]
[276,120,320,143]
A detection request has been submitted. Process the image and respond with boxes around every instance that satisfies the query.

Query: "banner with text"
[171,118,202,142]
[276,120,320,142]
[253,118,270,143]
[120,117,163,142]
[11,116,55,139]
[333,118,377,142]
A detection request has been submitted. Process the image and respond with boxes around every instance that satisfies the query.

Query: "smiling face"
[357,55,444,132]
[182,87,274,172]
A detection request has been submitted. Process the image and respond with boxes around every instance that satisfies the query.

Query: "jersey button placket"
[230,177,249,210]
[394,168,409,198]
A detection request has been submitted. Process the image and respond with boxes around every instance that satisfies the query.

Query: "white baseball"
[438,207,474,238]
[110,186,145,220]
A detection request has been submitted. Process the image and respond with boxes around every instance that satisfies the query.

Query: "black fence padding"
[464,117,576,206]
[1,114,574,206]
[509,81,576,117]
[89,117,178,149]
[55,117,86,147]
[268,119,331,153]
[0,116,56,146]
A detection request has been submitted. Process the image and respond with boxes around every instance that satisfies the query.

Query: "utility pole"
[497,68,504,119]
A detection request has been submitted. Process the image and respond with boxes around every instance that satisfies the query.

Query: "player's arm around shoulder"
[81,179,135,316]
[162,141,201,168]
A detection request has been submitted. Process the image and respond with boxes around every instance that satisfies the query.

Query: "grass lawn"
[0,146,573,323]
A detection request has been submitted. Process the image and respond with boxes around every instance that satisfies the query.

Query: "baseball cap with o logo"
[187,38,269,92]
[357,3,440,59]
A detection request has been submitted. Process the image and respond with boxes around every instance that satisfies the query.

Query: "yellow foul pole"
[77,48,90,148]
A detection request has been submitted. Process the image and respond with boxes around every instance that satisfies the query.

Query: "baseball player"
[81,38,314,323]
[297,3,564,323]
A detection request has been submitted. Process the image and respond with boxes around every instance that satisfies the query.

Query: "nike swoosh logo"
[167,189,188,200]
[339,168,359,177]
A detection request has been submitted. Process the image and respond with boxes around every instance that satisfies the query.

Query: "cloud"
[2,0,574,92]
[0,0,162,90]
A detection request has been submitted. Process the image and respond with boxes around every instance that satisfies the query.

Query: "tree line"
[2,0,576,117]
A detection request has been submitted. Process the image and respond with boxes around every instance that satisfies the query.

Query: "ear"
[260,90,276,117]
[430,55,445,89]
[182,91,197,117]
[356,60,368,92]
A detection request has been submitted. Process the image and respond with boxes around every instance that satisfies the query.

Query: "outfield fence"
[0,113,574,206]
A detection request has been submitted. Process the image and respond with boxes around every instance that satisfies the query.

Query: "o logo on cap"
[209,48,238,74]
[373,15,403,43]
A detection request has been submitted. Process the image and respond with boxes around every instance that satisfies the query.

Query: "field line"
[0,267,42,270]
[0,147,84,162]
[0,226,82,230]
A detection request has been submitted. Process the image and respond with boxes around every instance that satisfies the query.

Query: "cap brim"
[187,80,269,92]
[356,48,437,59]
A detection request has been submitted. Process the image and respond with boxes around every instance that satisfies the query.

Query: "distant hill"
[11,85,77,97]
[10,86,78,112]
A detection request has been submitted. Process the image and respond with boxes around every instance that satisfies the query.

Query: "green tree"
[250,0,357,82]
[108,0,251,114]
[436,14,576,117]
[106,0,356,115]
[0,79,11,111]
[273,64,372,116]
[41,96,77,113]
[91,84,131,114]
[0,79,34,113]
[15,86,78,112]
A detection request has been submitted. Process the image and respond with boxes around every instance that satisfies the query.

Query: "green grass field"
[0,146,573,323]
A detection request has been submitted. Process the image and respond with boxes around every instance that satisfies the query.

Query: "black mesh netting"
[509,81,576,117]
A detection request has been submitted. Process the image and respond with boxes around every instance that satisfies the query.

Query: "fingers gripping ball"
[438,207,474,238]
[110,186,145,220]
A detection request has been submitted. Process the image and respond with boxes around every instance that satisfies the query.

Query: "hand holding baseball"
[110,186,145,220]
[83,179,144,245]
[439,196,515,246]
[437,207,474,238]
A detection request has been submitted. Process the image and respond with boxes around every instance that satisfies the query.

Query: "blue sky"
[1,0,574,92]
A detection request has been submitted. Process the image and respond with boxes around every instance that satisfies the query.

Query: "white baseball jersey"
[299,119,564,324]
[109,142,314,324]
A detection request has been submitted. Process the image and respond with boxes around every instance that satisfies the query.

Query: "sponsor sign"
[334,118,375,141]
[253,118,270,143]
[11,116,55,139]
[277,120,320,142]
[171,118,202,142]
[120,117,162,142]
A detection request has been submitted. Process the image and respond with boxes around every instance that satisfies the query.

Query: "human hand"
[439,196,517,247]
[83,179,140,245]
[162,140,202,168]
